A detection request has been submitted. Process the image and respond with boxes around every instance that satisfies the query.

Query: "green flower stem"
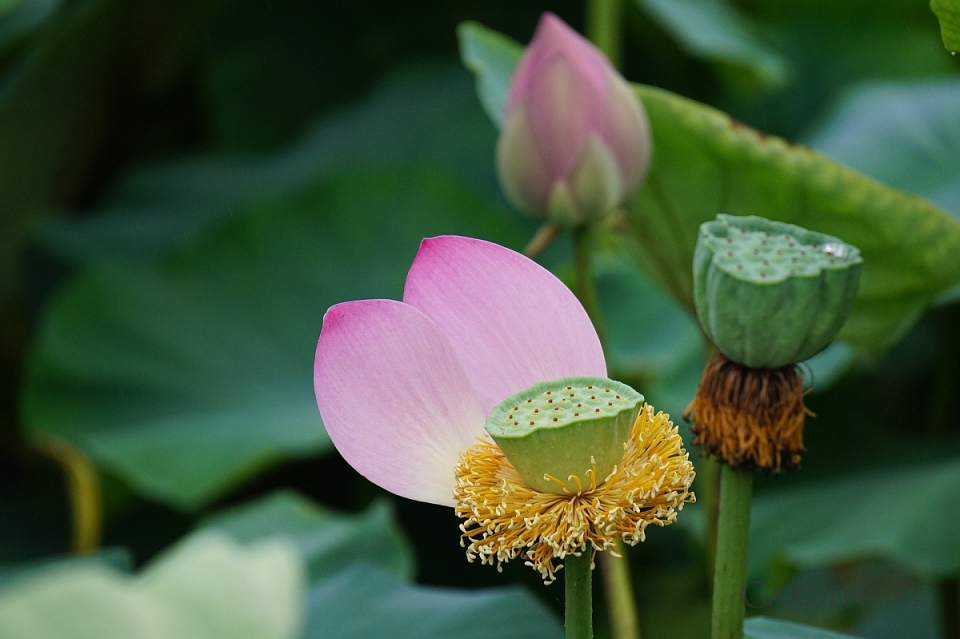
[571,226,607,347]
[566,551,594,639]
[600,544,642,639]
[586,0,622,67]
[712,466,753,639]
[523,222,561,258]
[570,225,634,638]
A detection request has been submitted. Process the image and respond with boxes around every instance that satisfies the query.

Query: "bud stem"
[572,226,607,348]
[711,466,753,639]
[587,0,623,67]
[566,550,594,639]
[523,222,561,258]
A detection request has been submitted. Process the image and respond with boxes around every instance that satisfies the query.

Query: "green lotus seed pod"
[485,376,643,494]
[693,214,863,368]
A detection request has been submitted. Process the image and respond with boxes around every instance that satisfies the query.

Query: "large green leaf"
[303,564,562,639]
[595,249,703,379]
[0,0,226,312]
[749,458,960,580]
[744,617,863,639]
[0,0,119,313]
[457,22,960,353]
[23,169,525,510]
[31,65,504,267]
[0,531,304,639]
[0,548,131,592]
[625,82,960,351]
[806,79,960,219]
[932,0,960,51]
[200,490,564,639]
[456,22,521,123]
[201,491,414,582]
[634,0,789,89]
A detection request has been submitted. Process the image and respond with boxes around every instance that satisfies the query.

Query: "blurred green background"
[1,0,959,638]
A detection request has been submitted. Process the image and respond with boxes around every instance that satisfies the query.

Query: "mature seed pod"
[693,214,862,369]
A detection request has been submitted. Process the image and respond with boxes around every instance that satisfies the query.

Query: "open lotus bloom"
[314,236,693,582]
[497,13,651,227]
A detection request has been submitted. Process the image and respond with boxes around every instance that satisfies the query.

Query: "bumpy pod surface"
[693,215,862,368]
[485,376,643,494]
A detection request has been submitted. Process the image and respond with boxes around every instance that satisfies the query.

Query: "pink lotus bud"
[497,13,651,227]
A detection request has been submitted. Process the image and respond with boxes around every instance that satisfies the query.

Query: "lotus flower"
[314,236,693,582]
[497,13,652,227]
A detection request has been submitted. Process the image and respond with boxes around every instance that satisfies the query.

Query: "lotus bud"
[496,13,651,227]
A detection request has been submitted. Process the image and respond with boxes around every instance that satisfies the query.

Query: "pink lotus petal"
[403,236,606,413]
[314,299,485,506]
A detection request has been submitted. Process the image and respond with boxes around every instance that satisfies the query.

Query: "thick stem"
[712,466,753,639]
[600,543,641,639]
[586,0,622,67]
[566,551,594,639]
[938,577,960,639]
[571,226,607,347]
[34,436,102,554]
[571,225,624,637]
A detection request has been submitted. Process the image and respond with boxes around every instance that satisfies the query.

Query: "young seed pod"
[484,376,643,494]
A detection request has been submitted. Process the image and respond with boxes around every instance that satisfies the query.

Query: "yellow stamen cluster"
[453,404,696,584]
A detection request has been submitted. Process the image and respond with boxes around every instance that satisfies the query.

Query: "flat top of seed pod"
[485,376,643,439]
[700,214,862,284]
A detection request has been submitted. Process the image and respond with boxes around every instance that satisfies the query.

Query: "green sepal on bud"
[693,214,863,368]
[485,376,643,494]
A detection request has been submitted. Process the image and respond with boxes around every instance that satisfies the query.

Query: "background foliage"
[1,0,959,638]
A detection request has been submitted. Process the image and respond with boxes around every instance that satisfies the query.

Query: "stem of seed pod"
[712,466,753,639]
[566,551,594,639]
[571,224,628,638]
[586,0,622,67]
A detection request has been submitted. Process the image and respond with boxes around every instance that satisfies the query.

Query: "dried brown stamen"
[684,351,812,472]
